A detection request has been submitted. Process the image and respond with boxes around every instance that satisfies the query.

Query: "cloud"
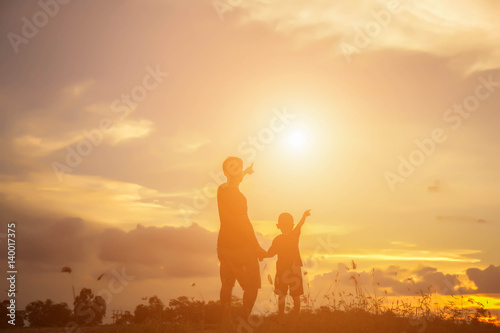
[309,262,500,304]
[19,217,95,265]
[1,198,497,312]
[408,266,459,294]
[437,215,487,224]
[66,80,95,98]
[390,241,417,247]
[0,203,222,309]
[10,117,154,158]
[237,0,500,73]
[0,202,219,280]
[97,223,219,279]
[107,119,154,145]
[466,265,500,293]
[321,248,481,263]
[0,205,98,267]
[309,263,463,298]
[13,133,83,158]
[0,173,189,227]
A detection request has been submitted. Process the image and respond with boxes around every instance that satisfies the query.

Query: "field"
[1,307,499,333]
[3,267,499,333]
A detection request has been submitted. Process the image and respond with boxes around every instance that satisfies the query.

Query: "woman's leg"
[292,296,301,317]
[278,294,286,318]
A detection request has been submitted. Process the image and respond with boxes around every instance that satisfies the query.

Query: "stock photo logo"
[385,74,499,192]
[340,0,411,63]
[51,65,168,182]
[7,0,71,54]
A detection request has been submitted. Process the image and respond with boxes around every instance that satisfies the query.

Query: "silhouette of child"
[266,209,311,320]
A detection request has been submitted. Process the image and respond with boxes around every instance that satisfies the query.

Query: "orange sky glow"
[0,0,499,325]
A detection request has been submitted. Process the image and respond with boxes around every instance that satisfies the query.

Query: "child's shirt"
[268,227,303,272]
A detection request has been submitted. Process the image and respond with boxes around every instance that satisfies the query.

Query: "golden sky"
[0,0,499,320]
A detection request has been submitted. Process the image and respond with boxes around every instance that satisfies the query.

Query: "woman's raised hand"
[243,163,254,175]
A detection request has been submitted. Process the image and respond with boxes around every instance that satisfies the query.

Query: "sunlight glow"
[287,130,307,150]
[323,253,481,263]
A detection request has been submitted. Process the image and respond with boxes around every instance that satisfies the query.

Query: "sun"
[287,130,307,150]
[274,111,329,166]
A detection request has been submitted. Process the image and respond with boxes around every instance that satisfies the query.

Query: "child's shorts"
[274,265,304,297]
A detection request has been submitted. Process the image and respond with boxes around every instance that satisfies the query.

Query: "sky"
[0,0,499,324]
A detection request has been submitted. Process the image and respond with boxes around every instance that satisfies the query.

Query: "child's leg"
[292,296,301,316]
[275,272,287,319]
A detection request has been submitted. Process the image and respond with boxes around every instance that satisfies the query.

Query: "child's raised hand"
[303,209,311,218]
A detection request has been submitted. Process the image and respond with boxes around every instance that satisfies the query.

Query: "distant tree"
[133,296,165,324]
[131,295,231,327]
[168,296,199,322]
[148,296,165,322]
[202,300,222,325]
[133,303,149,324]
[24,301,44,327]
[113,310,134,325]
[73,288,106,326]
[24,299,72,327]
[167,296,222,325]
[17,309,26,327]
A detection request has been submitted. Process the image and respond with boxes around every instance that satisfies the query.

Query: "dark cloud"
[97,222,219,279]
[20,217,93,264]
[466,265,500,293]
[407,266,459,295]
[0,203,219,280]
[0,204,96,266]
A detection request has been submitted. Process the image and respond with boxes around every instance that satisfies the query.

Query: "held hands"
[257,246,269,262]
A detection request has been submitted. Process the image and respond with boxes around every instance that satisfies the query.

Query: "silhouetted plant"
[112,310,134,324]
[134,296,166,324]
[24,299,71,327]
[73,288,106,326]
[128,295,225,329]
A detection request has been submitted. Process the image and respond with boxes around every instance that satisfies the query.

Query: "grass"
[3,262,498,333]
[1,308,498,333]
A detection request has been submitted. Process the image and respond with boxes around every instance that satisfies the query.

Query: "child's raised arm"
[295,209,311,230]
